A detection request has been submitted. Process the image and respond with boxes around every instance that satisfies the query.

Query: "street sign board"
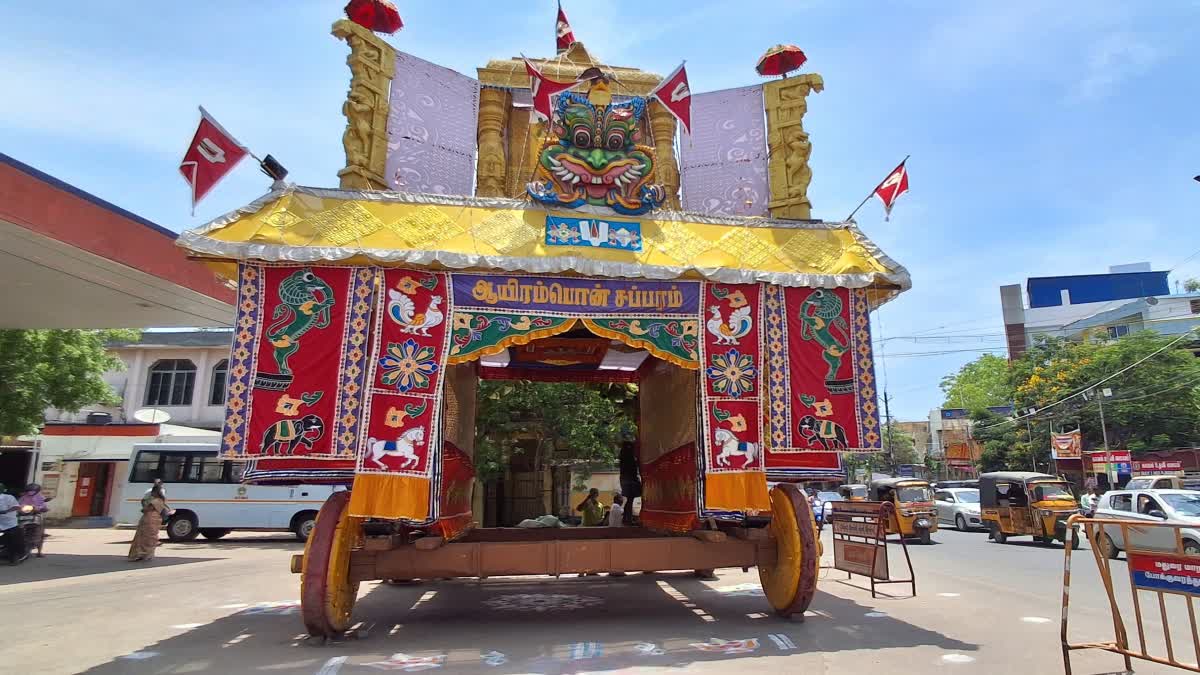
[828,500,914,597]
[834,539,889,579]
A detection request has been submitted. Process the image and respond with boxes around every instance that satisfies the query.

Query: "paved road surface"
[1,526,1191,674]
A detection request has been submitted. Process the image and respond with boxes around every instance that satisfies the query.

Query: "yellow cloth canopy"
[178,186,910,303]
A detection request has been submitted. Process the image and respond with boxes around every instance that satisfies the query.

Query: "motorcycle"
[1,505,44,562]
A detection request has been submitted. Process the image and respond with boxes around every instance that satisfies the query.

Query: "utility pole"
[883,390,895,475]
[1096,387,1114,487]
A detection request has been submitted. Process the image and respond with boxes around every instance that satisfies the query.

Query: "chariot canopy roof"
[178,185,910,303]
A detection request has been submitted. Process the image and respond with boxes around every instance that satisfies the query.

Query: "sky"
[2,1,1199,421]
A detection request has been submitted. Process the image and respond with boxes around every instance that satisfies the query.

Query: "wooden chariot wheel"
[758,482,819,618]
[301,491,362,638]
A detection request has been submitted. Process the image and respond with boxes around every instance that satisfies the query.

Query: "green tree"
[473,381,635,483]
[883,421,918,469]
[971,409,1032,472]
[1184,278,1200,293]
[1010,332,1200,454]
[940,353,1013,412]
[0,329,136,436]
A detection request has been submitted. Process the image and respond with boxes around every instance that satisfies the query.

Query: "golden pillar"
[332,19,395,191]
[649,101,681,209]
[476,87,511,198]
[764,74,824,220]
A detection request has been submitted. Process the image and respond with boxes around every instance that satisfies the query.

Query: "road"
[1,525,1192,674]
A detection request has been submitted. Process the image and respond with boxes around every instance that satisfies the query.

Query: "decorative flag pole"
[179,107,288,214]
[556,1,577,53]
[846,155,910,222]
[648,61,692,135]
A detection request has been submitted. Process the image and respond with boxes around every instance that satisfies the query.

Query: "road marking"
[118,651,159,660]
[635,642,666,656]
[768,633,797,650]
[218,603,248,609]
[481,650,507,666]
[864,611,888,618]
[1021,616,1052,624]
[171,623,205,629]
[938,592,961,597]
[316,656,347,675]
[942,654,975,664]
[364,653,445,671]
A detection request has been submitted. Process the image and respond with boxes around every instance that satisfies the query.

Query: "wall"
[1027,272,1169,309]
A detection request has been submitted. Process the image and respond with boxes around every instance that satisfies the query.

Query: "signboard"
[832,518,881,539]
[897,464,914,478]
[452,273,699,316]
[834,539,889,579]
[831,500,887,516]
[545,215,643,252]
[1133,460,1184,474]
[1051,431,1082,460]
[1128,552,1200,596]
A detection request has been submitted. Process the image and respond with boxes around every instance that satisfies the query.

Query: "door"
[71,462,112,517]
[935,491,954,523]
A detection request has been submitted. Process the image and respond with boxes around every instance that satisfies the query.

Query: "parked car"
[934,487,983,531]
[1093,489,1200,558]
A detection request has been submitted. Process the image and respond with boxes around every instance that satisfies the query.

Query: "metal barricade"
[828,500,916,598]
[1062,514,1200,674]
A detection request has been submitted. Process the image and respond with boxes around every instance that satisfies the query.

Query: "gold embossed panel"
[386,206,464,249]
[300,201,384,246]
[470,210,540,253]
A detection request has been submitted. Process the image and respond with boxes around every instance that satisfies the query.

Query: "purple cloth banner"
[679,85,769,217]
[387,52,479,196]
[452,273,699,316]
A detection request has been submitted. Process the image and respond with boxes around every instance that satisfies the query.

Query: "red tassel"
[345,0,403,35]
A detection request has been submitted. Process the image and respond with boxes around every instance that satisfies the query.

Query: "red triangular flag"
[874,159,909,220]
[648,62,691,135]
[179,107,249,211]
[556,1,576,53]
[525,58,577,123]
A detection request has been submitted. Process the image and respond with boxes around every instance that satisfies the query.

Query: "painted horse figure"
[261,415,326,455]
[367,427,425,470]
[266,269,335,378]
[796,415,848,452]
[714,428,758,467]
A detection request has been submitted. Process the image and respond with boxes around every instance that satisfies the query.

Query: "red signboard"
[1087,451,1132,464]
[1133,460,1184,473]
[1128,552,1200,596]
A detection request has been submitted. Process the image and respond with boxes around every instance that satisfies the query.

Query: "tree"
[971,409,1031,472]
[1184,278,1200,293]
[1010,332,1200,454]
[473,381,635,483]
[0,329,136,436]
[940,354,1013,412]
[883,421,918,469]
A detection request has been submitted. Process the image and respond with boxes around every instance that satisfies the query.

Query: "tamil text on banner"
[222,265,375,483]
[764,285,880,454]
[350,269,454,521]
[698,282,768,513]
[387,52,479,195]
[679,85,768,216]
[1129,552,1200,596]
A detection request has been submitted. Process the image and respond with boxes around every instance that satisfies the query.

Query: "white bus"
[117,443,338,542]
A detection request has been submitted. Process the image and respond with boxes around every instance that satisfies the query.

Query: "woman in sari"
[128,483,171,562]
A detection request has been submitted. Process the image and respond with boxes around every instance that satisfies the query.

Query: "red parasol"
[756,44,807,78]
[345,0,403,35]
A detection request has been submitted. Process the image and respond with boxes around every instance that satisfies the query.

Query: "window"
[128,451,244,484]
[209,359,229,406]
[956,490,980,504]
[1109,494,1133,511]
[1137,494,1164,515]
[1106,324,1130,339]
[935,491,953,502]
[145,359,196,406]
[1191,299,1200,315]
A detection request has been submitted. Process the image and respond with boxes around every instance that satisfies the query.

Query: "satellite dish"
[1145,296,1159,305]
[133,408,172,424]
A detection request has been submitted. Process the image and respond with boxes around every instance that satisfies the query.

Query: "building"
[1061,292,1200,349]
[1000,263,1171,358]
[927,406,1013,477]
[46,330,234,430]
[893,420,931,461]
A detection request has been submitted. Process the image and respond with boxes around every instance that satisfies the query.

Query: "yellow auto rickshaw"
[979,472,1081,548]
[869,478,937,544]
[838,483,868,501]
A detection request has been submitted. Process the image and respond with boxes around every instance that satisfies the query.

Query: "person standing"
[129,483,172,562]
[1080,488,1098,516]
[607,494,626,527]
[618,441,641,525]
[0,484,27,564]
[576,488,606,527]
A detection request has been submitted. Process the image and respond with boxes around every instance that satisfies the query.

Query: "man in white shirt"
[0,484,26,564]
[607,494,626,527]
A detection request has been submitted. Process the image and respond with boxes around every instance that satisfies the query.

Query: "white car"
[1093,489,1200,558]
[814,491,843,522]
[934,487,983,531]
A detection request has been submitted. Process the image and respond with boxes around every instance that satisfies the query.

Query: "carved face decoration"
[526,92,666,216]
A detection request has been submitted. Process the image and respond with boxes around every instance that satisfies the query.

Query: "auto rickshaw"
[838,483,868,501]
[869,478,937,544]
[979,472,1081,548]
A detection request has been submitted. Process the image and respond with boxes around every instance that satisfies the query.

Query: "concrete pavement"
[0,526,1188,674]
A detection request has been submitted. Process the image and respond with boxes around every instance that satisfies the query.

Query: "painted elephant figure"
[797,414,848,451]
[261,415,325,455]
